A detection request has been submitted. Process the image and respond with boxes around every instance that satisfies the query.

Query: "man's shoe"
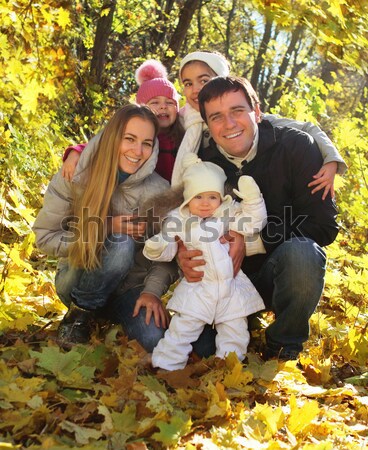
[57,302,94,349]
[261,344,300,362]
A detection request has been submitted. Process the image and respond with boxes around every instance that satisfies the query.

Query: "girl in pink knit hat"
[134,59,184,182]
[62,59,183,182]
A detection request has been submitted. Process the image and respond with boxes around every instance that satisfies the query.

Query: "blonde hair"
[68,104,159,270]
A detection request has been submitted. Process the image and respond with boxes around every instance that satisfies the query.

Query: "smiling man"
[177,76,339,361]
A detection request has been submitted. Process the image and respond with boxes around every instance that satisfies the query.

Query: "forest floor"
[0,287,367,450]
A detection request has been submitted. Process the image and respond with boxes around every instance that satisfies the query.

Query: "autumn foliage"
[0,0,367,448]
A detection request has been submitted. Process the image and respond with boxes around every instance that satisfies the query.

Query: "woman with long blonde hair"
[34,104,176,349]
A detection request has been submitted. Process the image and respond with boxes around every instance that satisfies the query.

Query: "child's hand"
[62,150,81,181]
[308,161,337,200]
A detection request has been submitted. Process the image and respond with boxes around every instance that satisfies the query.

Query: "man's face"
[204,90,261,158]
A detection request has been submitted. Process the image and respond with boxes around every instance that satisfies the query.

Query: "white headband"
[179,51,230,80]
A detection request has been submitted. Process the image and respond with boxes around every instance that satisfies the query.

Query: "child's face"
[188,191,222,218]
[146,96,177,132]
[181,61,217,111]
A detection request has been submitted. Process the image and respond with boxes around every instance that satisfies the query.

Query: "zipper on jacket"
[202,217,219,326]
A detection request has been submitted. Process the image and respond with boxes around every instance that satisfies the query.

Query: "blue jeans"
[249,237,326,354]
[103,285,217,356]
[55,234,135,310]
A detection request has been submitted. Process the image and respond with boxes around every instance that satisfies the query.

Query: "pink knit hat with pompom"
[135,60,180,111]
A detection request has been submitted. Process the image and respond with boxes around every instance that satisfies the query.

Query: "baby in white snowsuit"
[143,154,267,371]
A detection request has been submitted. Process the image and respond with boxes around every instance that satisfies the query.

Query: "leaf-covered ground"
[0,281,367,450]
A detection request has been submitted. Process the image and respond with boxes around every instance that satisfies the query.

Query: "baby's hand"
[233,175,261,201]
[62,150,81,181]
[144,234,167,258]
[308,161,337,200]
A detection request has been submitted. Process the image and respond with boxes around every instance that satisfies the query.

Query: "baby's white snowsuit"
[144,176,267,371]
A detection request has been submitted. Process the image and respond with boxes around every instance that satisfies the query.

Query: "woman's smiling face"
[118,117,155,173]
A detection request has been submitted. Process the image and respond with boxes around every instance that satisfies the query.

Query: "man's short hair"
[198,76,260,123]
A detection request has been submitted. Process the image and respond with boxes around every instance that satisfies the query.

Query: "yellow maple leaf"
[4,273,33,296]
[42,81,57,100]
[12,313,35,331]
[57,8,71,28]
[223,360,253,388]
[100,391,119,408]
[16,79,42,113]
[8,246,34,272]
[204,382,231,419]
[287,394,320,435]
[253,402,285,436]
[348,327,368,365]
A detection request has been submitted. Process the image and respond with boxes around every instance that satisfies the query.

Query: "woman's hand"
[308,161,337,200]
[177,239,205,282]
[220,230,245,276]
[133,293,170,328]
[109,215,146,238]
[62,150,81,181]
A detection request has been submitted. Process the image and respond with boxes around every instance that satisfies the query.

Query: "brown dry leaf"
[126,442,149,450]
[157,360,210,388]
[99,354,119,378]
[17,357,37,374]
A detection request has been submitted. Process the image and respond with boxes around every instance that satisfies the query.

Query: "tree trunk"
[90,0,117,85]
[197,0,203,44]
[250,15,272,91]
[150,0,176,49]
[225,0,237,58]
[268,24,304,109]
[162,0,201,71]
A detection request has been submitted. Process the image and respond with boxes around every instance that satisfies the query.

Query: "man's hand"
[177,239,205,282]
[133,293,169,328]
[220,230,245,276]
[308,161,337,200]
[109,215,146,238]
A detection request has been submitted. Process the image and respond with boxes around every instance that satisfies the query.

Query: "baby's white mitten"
[144,234,168,258]
[233,175,261,201]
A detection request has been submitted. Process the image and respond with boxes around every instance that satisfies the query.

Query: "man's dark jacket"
[199,120,339,275]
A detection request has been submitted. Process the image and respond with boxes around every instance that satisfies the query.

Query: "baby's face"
[188,191,222,218]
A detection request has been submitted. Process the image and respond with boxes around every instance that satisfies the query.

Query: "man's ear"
[254,104,262,123]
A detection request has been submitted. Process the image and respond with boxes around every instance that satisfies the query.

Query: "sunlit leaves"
[57,8,71,29]
[0,0,367,448]
[287,394,320,435]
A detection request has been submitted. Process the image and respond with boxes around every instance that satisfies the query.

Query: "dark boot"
[57,302,94,349]
[261,344,300,362]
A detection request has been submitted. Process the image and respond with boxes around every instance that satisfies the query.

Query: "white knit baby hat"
[179,154,231,212]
